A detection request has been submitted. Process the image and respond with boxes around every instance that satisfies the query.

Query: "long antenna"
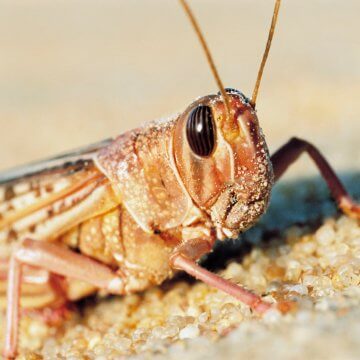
[179,0,230,117]
[250,0,281,108]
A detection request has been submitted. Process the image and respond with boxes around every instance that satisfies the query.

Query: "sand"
[0,1,359,359]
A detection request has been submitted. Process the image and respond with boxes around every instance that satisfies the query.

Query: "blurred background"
[0,0,359,177]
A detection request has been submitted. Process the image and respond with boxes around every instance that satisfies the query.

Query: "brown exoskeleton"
[1,0,360,358]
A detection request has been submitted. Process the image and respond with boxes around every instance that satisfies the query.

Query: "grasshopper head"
[173,89,273,238]
[176,0,281,238]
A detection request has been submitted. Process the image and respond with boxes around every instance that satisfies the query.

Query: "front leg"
[170,236,272,314]
[3,239,125,359]
[271,137,360,219]
[170,253,272,314]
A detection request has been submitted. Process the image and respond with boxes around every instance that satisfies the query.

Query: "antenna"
[250,0,281,108]
[179,0,230,117]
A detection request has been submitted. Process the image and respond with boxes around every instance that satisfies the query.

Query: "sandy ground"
[1,177,359,359]
[0,0,359,359]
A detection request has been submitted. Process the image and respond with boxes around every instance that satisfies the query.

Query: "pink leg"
[271,137,360,219]
[3,238,125,359]
[171,254,271,314]
[4,256,22,360]
[15,239,124,293]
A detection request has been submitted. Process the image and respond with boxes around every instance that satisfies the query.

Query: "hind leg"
[271,137,360,219]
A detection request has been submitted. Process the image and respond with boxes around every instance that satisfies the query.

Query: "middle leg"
[4,238,126,359]
[271,137,359,218]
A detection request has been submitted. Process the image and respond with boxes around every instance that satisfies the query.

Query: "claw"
[276,300,298,314]
[340,197,360,220]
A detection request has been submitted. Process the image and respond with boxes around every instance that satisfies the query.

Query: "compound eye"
[186,105,216,157]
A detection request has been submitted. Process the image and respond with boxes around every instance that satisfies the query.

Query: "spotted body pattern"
[0,93,272,309]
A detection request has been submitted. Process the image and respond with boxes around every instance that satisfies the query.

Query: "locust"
[1,0,360,358]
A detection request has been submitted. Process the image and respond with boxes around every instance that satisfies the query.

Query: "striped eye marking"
[186,105,216,157]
